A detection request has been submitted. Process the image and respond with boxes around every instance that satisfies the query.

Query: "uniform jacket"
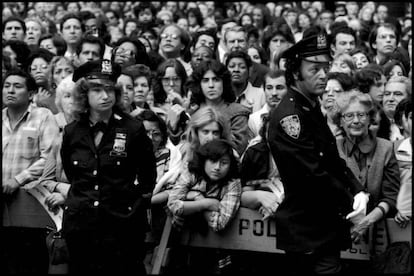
[268,87,364,253]
[61,110,156,234]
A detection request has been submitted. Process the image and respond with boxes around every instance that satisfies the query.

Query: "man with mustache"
[248,69,287,138]
[61,59,156,274]
[267,26,368,274]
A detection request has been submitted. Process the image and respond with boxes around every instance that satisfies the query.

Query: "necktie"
[92,122,107,147]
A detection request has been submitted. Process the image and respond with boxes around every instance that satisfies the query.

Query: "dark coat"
[267,87,364,253]
[249,62,270,88]
[61,110,156,235]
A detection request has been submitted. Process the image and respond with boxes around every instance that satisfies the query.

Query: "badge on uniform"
[110,130,127,157]
[280,115,301,139]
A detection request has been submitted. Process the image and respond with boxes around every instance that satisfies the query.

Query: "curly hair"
[188,139,239,181]
[354,64,384,94]
[188,60,235,106]
[71,78,125,119]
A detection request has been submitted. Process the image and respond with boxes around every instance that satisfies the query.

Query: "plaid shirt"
[2,105,59,185]
[168,167,241,232]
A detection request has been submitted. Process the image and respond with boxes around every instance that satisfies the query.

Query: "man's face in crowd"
[191,46,213,69]
[296,58,330,97]
[264,76,287,108]
[382,81,408,116]
[159,26,183,57]
[3,75,33,109]
[85,18,98,37]
[352,52,370,70]
[105,11,119,27]
[227,57,249,85]
[78,43,101,65]
[373,26,397,56]
[61,18,83,45]
[195,34,215,51]
[225,31,247,53]
[219,21,237,43]
[332,33,356,55]
[3,20,25,41]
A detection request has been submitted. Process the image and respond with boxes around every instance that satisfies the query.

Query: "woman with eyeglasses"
[334,91,400,247]
[153,59,191,144]
[112,37,149,69]
[27,48,59,114]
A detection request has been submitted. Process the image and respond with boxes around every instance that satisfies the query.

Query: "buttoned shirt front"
[2,105,59,185]
[235,82,266,114]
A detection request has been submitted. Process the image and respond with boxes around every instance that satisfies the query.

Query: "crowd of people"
[2,1,412,275]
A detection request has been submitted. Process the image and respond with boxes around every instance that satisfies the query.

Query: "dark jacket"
[249,62,270,88]
[268,87,364,253]
[61,110,156,235]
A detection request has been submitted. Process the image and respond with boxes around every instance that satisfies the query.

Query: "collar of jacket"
[344,132,376,157]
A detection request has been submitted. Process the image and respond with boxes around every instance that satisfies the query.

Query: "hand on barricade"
[350,215,371,244]
[346,191,369,225]
[394,211,411,228]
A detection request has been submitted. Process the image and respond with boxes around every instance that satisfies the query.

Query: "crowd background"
[2,1,412,275]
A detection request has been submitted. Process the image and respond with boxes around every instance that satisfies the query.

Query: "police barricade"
[151,207,411,274]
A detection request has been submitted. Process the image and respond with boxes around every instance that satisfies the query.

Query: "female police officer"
[61,59,156,274]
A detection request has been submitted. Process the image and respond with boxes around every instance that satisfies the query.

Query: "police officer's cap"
[283,26,332,63]
[73,59,121,83]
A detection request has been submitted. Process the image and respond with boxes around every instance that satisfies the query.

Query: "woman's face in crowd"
[162,67,182,95]
[134,76,150,106]
[40,38,58,55]
[247,47,262,64]
[389,65,404,78]
[25,20,42,46]
[197,121,221,145]
[30,57,50,85]
[227,57,249,85]
[241,15,253,26]
[117,74,134,107]
[330,60,352,75]
[298,14,311,29]
[368,75,386,105]
[61,90,74,118]
[191,46,213,69]
[125,21,138,37]
[143,120,163,151]
[53,59,73,86]
[252,8,263,27]
[341,101,370,138]
[142,31,158,51]
[269,35,290,56]
[177,18,189,31]
[201,70,224,104]
[61,18,82,46]
[204,154,231,182]
[352,52,369,70]
[321,79,344,113]
[114,42,137,67]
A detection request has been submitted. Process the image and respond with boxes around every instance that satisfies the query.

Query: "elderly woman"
[334,91,400,244]
[188,60,251,156]
[25,17,46,50]
[38,77,76,214]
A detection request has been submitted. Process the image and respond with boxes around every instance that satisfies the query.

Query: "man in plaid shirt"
[2,69,59,274]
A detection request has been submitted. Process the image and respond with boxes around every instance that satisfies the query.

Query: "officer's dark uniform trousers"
[61,111,156,274]
[268,87,364,274]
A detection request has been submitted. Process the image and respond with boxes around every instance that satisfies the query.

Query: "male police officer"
[267,27,369,274]
[61,59,156,274]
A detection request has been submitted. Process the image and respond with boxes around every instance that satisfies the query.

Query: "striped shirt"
[2,105,59,185]
[168,167,241,232]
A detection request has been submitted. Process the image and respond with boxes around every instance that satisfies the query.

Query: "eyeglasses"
[161,77,181,84]
[114,47,136,58]
[160,33,179,40]
[30,64,49,71]
[342,112,368,122]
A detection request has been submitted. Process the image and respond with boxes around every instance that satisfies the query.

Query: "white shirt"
[248,103,271,139]
[236,82,266,114]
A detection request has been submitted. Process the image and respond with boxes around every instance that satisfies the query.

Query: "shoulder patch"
[280,115,301,139]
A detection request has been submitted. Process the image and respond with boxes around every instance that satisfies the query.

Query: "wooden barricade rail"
[151,207,411,274]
